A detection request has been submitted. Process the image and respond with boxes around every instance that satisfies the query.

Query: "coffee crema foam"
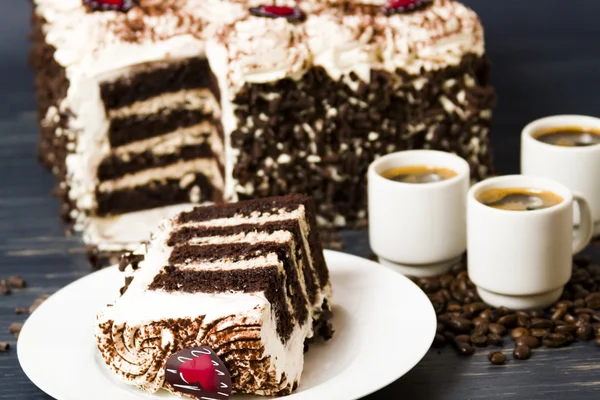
[381,165,457,184]
[534,126,600,147]
[477,187,563,211]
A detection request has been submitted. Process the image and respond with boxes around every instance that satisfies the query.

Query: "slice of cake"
[31,0,496,264]
[95,195,333,396]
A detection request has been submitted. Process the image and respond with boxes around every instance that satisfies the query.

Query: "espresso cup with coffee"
[468,175,594,310]
[368,150,470,277]
[521,115,600,236]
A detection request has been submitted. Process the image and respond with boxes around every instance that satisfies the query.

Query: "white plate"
[18,250,435,400]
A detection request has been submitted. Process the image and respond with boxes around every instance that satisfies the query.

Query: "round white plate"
[18,250,435,400]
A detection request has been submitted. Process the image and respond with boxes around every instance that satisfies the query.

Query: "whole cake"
[31,0,496,263]
[95,194,333,396]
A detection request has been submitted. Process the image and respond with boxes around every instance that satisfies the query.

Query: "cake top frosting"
[34,0,484,82]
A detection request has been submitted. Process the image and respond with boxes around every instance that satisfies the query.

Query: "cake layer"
[108,108,215,148]
[100,57,214,111]
[96,165,223,216]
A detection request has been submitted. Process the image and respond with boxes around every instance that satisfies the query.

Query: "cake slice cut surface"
[95,194,333,396]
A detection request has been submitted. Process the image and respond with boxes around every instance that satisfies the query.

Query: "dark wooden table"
[2,0,600,399]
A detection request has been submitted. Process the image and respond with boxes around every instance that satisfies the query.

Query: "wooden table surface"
[2,1,600,399]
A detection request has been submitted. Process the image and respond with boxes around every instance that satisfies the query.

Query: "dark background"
[1,0,600,399]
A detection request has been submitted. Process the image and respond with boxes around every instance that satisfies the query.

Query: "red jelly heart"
[263,5,295,16]
[180,354,218,392]
[83,0,136,12]
[165,347,232,400]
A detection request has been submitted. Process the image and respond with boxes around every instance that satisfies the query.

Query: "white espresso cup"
[368,150,470,277]
[521,115,600,236]
[468,175,594,310]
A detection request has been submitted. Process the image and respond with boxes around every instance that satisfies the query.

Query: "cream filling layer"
[175,252,281,272]
[97,158,223,193]
[111,121,223,158]
[107,88,218,120]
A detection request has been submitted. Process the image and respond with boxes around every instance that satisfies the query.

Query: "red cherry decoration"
[165,347,233,399]
[249,5,306,22]
[180,355,218,392]
[383,0,433,15]
[83,0,137,12]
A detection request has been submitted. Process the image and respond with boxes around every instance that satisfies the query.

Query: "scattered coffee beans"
[0,280,10,295]
[0,342,9,352]
[29,295,49,314]
[513,344,532,360]
[14,307,27,315]
[8,322,23,338]
[7,276,26,289]
[408,252,600,365]
[488,351,506,365]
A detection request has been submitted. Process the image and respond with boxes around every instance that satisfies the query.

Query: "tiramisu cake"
[95,195,333,396]
[31,0,496,263]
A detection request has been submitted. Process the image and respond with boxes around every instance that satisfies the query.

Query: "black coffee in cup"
[534,126,600,147]
[477,188,563,211]
[381,165,457,184]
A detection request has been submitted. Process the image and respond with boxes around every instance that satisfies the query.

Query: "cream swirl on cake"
[305,13,379,82]
[218,16,311,88]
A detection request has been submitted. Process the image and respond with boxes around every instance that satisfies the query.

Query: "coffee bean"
[487,333,504,346]
[515,335,540,349]
[530,318,553,329]
[453,340,475,356]
[517,315,530,328]
[479,309,493,320]
[439,274,453,289]
[497,314,517,328]
[437,322,446,334]
[543,333,570,348]
[438,314,451,326]
[447,304,462,313]
[29,295,49,314]
[468,302,487,315]
[592,313,600,323]
[471,334,488,347]
[433,333,446,348]
[8,322,22,337]
[488,351,506,365]
[530,328,549,338]
[0,280,10,295]
[551,306,567,321]
[555,300,573,309]
[564,314,578,324]
[587,298,600,310]
[14,308,26,315]
[513,344,532,360]
[419,278,440,293]
[554,324,577,335]
[444,331,456,342]
[530,310,545,318]
[0,342,9,352]
[574,298,586,308]
[488,309,502,323]
[511,327,530,340]
[489,323,507,336]
[576,306,596,315]
[595,337,600,347]
[576,324,594,341]
[578,314,591,324]
[473,317,488,326]
[7,276,26,289]
[448,317,473,333]
[474,321,490,336]
[455,334,471,344]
